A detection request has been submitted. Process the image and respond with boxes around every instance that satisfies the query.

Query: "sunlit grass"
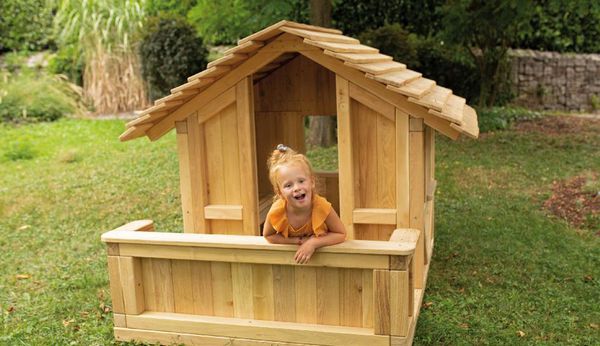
[0,117,598,344]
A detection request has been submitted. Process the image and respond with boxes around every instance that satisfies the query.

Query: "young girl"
[263,144,346,264]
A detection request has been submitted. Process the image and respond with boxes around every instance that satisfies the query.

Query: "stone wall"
[509,49,600,112]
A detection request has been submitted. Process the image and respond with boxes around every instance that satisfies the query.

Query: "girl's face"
[277,163,313,210]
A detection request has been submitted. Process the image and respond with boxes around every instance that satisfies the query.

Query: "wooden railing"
[102,221,422,345]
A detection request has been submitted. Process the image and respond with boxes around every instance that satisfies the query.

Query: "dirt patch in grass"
[543,172,599,233]
[514,115,600,135]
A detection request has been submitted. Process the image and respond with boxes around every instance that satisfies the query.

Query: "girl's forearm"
[309,231,345,249]
[265,233,301,244]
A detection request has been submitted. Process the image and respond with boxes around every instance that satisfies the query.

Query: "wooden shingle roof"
[121,20,478,141]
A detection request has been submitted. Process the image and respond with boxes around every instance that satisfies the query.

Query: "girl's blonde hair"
[267,144,315,198]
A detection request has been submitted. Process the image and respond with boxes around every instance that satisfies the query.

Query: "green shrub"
[140,15,208,101]
[4,140,35,161]
[359,24,420,69]
[47,44,84,86]
[0,72,86,123]
[0,0,55,52]
[477,107,542,133]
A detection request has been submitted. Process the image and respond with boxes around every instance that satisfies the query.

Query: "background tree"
[306,0,336,148]
[441,0,532,107]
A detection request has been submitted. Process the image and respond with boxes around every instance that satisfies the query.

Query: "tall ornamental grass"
[54,0,149,114]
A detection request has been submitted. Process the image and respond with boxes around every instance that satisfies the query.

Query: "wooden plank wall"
[139,259,374,329]
[349,94,396,241]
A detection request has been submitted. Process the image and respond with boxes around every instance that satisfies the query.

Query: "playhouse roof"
[121,20,479,142]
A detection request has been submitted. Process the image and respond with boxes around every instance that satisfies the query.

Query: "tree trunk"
[307,0,335,148]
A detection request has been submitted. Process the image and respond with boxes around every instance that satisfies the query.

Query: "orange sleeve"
[266,198,289,238]
[311,195,332,237]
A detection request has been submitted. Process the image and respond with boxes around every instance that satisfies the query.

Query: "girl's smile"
[277,163,313,210]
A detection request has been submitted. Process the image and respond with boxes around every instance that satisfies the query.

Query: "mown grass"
[0,117,598,345]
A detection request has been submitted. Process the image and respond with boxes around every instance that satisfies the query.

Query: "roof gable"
[121,20,478,142]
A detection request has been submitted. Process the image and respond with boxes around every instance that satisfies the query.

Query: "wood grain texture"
[336,75,355,239]
[373,270,390,335]
[119,256,145,314]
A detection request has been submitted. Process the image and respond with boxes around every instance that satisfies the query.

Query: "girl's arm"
[294,209,346,264]
[263,219,303,245]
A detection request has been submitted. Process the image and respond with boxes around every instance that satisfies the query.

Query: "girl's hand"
[294,240,316,264]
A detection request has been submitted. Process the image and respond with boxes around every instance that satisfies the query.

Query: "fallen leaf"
[62,319,75,327]
[458,288,465,293]
[459,323,469,329]
[422,302,433,309]
[80,311,89,317]
[517,330,526,337]
[17,225,30,231]
[584,275,593,282]
[7,306,15,313]
[15,274,30,280]
[590,323,599,329]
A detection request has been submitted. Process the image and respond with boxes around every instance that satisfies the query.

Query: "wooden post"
[176,114,209,233]
[236,76,259,235]
[373,270,390,335]
[396,109,410,228]
[336,75,355,239]
[409,117,425,288]
[119,257,145,315]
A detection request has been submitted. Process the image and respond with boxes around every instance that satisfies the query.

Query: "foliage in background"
[518,0,600,53]
[333,0,444,38]
[441,0,531,107]
[187,0,308,45]
[54,0,148,114]
[0,0,55,52]
[47,44,85,86]
[476,107,542,133]
[140,15,208,101]
[0,70,86,123]
[359,24,481,103]
[146,0,197,17]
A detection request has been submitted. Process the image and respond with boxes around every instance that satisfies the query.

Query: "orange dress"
[267,195,332,238]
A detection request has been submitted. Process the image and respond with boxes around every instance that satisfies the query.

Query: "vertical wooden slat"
[236,76,259,235]
[171,260,194,314]
[340,268,363,327]
[316,267,340,326]
[107,256,124,314]
[408,258,415,317]
[232,263,254,318]
[211,262,234,317]
[252,264,274,320]
[362,269,374,328]
[221,103,243,235]
[396,109,410,228]
[336,75,355,239]
[295,266,317,324]
[377,109,396,241]
[373,269,390,335]
[191,261,214,315]
[152,259,175,312]
[141,258,156,311]
[205,110,228,234]
[273,265,296,322]
[390,270,409,336]
[119,256,145,315]
[409,120,425,289]
[177,113,209,233]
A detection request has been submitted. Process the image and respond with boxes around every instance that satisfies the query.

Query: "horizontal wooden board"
[353,209,397,225]
[428,94,465,125]
[225,40,265,55]
[387,78,436,99]
[450,104,479,139]
[303,39,378,54]
[207,53,248,69]
[204,205,243,220]
[102,231,417,255]
[126,312,390,346]
[324,51,393,64]
[280,27,359,44]
[408,86,451,112]
[367,70,422,88]
[344,60,406,75]
[118,243,391,269]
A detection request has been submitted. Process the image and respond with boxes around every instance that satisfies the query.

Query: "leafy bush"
[47,44,84,86]
[358,24,481,103]
[359,24,420,69]
[477,107,542,133]
[140,15,208,101]
[333,0,444,38]
[0,72,86,123]
[187,0,308,45]
[0,0,55,52]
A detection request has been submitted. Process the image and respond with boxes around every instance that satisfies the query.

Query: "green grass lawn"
[1,117,598,345]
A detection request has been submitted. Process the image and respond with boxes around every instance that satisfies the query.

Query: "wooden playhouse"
[101,21,479,345]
